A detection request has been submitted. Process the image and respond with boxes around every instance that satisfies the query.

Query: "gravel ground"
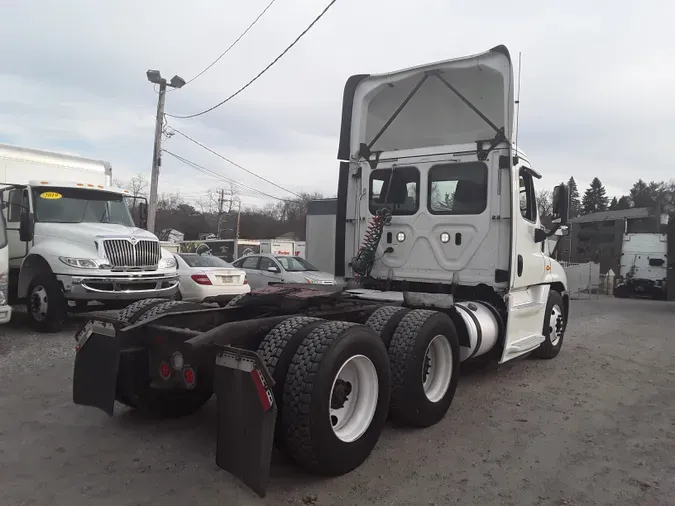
[1,298,674,506]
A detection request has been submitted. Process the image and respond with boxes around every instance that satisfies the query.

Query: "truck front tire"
[26,274,67,333]
[282,321,390,476]
[532,290,565,360]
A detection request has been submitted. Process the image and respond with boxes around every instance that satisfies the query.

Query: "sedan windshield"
[179,254,231,268]
[275,256,319,272]
[32,187,135,226]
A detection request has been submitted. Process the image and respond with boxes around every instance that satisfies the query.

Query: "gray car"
[231,253,337,290]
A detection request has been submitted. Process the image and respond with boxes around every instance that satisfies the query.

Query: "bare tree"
[536,189,553,218]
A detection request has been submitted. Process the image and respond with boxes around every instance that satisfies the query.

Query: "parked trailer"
[72,45,571,497]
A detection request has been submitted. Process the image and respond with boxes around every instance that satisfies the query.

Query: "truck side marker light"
[546,265,551,271]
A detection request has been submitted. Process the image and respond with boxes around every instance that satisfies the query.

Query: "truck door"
[1,186,32,269]
[501,164,549,362]
[667,216,675,300]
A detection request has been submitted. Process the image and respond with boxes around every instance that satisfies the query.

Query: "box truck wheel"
[388,310,460,428]
[256,316,325,448]
[281,321,390,476]
[26,274,67,333]
[115,300,212,417]
[531,290,565,360]
[365,306,410,348]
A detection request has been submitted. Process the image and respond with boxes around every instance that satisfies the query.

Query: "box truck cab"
[0,144,178,332]
[0,208,10,324]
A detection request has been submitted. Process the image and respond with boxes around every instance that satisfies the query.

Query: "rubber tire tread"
[225,293,248,307]
[116,298,168,324]
[257,316,325,447]
[388,309,460,427]
[365,306,410,348]
[282,320,390,476]
[135,300,204,323]
[531,290,565,359]
[26,274,67,333]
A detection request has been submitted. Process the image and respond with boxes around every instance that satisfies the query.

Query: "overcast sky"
[1,0,673,208]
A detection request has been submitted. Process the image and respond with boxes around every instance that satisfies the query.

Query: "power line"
[162,148,297,203]
[168,127,302,198]
[168,0,277,93]
[166,0,338,119]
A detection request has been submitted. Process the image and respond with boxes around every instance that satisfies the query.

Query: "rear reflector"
[191,274,212,285]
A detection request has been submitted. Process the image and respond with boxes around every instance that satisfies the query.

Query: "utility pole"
[216,188,225,238]
[145,70,186,233]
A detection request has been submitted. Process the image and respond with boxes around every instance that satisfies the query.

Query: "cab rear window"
[369,166,419,216]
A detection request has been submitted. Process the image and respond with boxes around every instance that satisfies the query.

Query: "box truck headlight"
[158,257,177,269]
[59,257,108,269]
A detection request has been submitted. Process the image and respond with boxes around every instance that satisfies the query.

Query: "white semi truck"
[614,232,668,299]
[0,143,179,332]
[72,45,569,497]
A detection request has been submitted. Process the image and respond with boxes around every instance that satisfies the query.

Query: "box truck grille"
[102,239,160,268]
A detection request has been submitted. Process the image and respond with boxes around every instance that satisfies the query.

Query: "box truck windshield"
[32,187,134,226]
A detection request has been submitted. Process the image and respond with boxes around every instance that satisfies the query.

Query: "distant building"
[557,207,668,274]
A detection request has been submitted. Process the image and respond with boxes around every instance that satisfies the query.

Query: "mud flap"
[72,321,121,416]
[214,346,277,498]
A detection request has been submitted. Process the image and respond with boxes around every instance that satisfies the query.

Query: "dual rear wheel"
[257,309,461,475]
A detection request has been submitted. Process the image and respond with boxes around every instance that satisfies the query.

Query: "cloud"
[0,0,673,210]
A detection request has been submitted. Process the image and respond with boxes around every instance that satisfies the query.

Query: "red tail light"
[183,367,196,388]
[159,362,171,380]
[243,277,248,285]
[191,274,212,285]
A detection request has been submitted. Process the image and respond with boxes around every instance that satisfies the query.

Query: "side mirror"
[267,266,280,273]
[551,184,569,225]
[534,228,548,243]
[20,212,35,242]
[138,202,148,229]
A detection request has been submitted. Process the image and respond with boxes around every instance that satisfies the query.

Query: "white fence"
[562,262,604,299]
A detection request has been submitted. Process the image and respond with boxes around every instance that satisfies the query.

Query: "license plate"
[220,276,234,283]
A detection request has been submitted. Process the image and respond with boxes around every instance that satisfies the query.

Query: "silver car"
[231,253,337,290]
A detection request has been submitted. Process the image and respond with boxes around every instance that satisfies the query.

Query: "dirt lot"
[1,297,674,506]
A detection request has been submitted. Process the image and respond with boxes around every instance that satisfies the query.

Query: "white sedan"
[174,253,250,305]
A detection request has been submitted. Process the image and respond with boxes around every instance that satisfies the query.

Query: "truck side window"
[519,169,537,223]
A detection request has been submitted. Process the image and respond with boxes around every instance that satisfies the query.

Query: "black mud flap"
[72,320,121,416]
[214,346,277,498]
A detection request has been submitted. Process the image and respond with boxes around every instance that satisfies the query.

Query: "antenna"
[514,52,523,158]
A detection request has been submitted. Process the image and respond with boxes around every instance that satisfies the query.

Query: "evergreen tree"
[582,177,609,214]
[616,196,631,210]
[567,177,581,217]
[608,196,618,210]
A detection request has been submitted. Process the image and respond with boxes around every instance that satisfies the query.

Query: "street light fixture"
[146,68,186,234]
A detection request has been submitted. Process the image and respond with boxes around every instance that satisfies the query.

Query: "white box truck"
[0,143,179,332]
[0,208,11,323]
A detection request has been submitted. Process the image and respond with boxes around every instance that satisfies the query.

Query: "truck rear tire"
[365,306,410,348]
[257,316,326,447]
[116,298,169,324]
[26,274,67,333]
[282,321,390,476]
[115,300,212,417]
[388,310,460,428]
[531,290,565,360]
